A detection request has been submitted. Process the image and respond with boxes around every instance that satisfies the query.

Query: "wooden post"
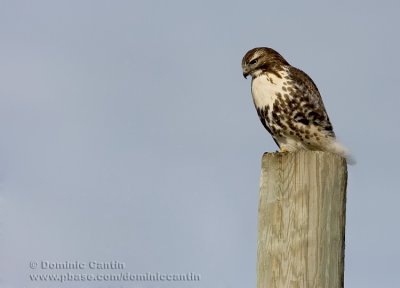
[257,150,347,288]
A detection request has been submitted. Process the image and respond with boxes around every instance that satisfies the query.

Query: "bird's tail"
[327,141,356,165]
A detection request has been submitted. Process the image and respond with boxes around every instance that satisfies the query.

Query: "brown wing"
[256,106,281,148]
[288,66,335,137]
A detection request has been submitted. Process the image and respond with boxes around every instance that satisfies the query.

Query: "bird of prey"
[242,47,353,163]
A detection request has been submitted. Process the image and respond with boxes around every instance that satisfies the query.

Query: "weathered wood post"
[257,150,347,288]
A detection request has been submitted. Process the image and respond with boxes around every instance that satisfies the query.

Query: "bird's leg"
[279,146,288,153]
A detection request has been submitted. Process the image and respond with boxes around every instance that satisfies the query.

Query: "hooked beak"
[242,66,250,79]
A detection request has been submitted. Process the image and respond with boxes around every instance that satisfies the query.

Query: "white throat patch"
[251,70,288,109]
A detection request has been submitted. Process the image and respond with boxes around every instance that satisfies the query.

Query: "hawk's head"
[242,47,289,79]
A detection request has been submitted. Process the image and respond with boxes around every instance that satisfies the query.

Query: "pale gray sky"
[1,0,399,287]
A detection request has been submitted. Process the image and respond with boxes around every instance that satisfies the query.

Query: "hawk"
[242,47,354,163]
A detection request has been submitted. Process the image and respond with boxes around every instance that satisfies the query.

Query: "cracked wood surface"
[257,151,347,288]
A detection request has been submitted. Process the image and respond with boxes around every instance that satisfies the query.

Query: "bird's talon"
[280,147,288,153]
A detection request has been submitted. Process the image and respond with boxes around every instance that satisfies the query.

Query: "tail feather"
[327,141,356,165]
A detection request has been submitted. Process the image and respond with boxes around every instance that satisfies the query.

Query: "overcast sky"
[1,1,399,287]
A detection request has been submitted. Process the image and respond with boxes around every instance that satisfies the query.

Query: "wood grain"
[257,151,347,288]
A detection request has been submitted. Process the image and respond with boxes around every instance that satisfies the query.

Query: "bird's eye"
[249,59,258,65]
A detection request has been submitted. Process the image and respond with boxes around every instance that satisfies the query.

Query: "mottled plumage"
[242,47,353,163]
